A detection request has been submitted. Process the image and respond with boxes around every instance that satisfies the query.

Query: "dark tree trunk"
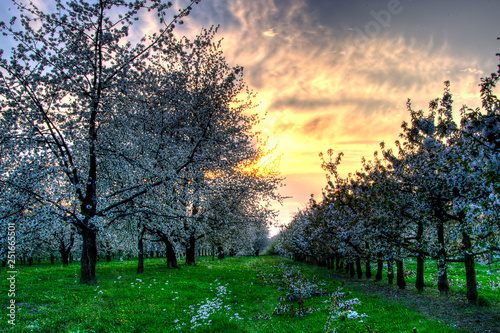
[356,257,363,279]
[106,252,112,263]
[462,231,478,304]
[69,252,73,263]
[396,259,406,289]
[336,256,341,270]
[349,262,356,278]
[80,228,98,284]
[164,238,178,268]
[217,246,225,260]
[387,259,394,285]
[137,224,146,274]
[50,253,55,265]
[375,260,383,281]
[211,245,215,262]
[365,260,372,279]
[60,249,70,266]
[28,257,33,266]
[436,220,449,296]
[185,234,196,266]
[415,254,425,292]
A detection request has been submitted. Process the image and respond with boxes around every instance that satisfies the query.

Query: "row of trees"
[0,0,282,283]
[278,51,500,305]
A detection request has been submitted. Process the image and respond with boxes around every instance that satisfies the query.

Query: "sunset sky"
[3,0,500,233]
[178,0,500,233]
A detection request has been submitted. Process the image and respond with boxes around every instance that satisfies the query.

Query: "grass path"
[1,256,497,332]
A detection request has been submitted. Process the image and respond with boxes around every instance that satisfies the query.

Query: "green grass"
[402,256,500,301]
[0,256,487,333]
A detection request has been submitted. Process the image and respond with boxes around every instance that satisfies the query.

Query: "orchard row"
[277,63,500,305]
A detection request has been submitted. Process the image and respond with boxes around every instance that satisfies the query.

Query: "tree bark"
[436,220,449,296]
[60,249,70,266]
[137,224,146,274]
[349,262,356,278]
[365,260,372,279]
[387,259,394,285]
[164,238,178,268]
[185,234,196,266]
[462,231,478,304]
[396,259,406,289]
[80,228,98,284]
[415,254,425,292]
[356,257,363,279]
[375,259,383,281]
[217,246,225,259]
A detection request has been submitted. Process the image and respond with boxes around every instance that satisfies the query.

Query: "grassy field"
[0,255,498,333]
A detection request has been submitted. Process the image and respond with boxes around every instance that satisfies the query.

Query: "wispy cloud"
[139,0,500,227]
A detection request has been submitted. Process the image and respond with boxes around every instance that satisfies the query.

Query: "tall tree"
[0,0,200,283]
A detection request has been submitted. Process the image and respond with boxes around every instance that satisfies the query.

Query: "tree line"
[277,49,500,305]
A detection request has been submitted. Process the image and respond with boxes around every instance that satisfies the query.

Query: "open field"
[1,256,499,332]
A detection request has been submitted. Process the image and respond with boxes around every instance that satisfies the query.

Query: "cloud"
[145,0,500,227]
[263,28,278,37]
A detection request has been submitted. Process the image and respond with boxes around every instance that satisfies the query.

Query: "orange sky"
[7,0,500,234]
[175,0,500,233]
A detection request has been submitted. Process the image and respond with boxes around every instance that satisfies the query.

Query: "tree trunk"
[106,252,112,263]
[28,257,33,266]
[60,249,70,266]
[50,253,55,265]
[164,238,178,268]
[217,246,225,260]
[185,235,196,266]
[349,262,356,278]
[336,256,341,271]
[375,259,383,281]
[80,228,98,284]
[415,254,425,292]
[396,259,406,289]
[137,224,145,274]
[356,257,363,279]
[436,220,449,296]
[365,260,372,279]
[387,259,394,285]
[462,231,478,304]
[211,245,215,262]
